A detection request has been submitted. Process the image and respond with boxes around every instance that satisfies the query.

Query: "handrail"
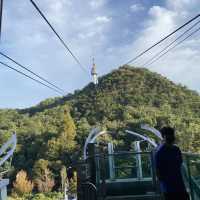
[85,151,152,161]
[78,150,200,200]
[183,152,200,157]
[182,154,200,200]
[191,177,200,196]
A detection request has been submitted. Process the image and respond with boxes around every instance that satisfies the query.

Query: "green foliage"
[30,192,63,200]
[33,159,54,193]
[9,192,63,200]
[1,66,200,197]
[33,159,49,179]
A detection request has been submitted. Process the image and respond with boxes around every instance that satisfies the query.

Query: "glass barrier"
[183,153,200,200]
[78,152,200,199]
[95,152,154,182]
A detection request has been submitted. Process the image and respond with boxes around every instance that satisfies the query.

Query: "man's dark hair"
[160,127,175,144]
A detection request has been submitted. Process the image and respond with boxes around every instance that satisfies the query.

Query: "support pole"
[108,143,115,179]
[186,156,195,200]
[88,143,97,185]
[134,141,143,179]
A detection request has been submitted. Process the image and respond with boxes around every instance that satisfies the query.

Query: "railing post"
[0,179,9,200]
[101,154,107,199]
[134,142,143,179]
[108,143,115,179]
[186,155,195,200]
[88,143,97,185]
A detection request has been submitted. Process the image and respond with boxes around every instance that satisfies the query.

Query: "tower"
[91,58,98,85]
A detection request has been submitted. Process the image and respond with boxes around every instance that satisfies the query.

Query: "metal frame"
[141,124,162,140]
[125,130,157,148]
[108,143,115,179]
[0,133,17,166]
[84,125,161,160]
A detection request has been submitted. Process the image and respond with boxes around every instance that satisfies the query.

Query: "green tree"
[33,159,54,193]
[59,107,76,151]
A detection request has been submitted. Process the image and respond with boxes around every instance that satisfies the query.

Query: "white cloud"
[167,0,195,11]
[126,2,200,92]
[89,0,105,9]
[81,16,111,28]
[146,6,176,37]
[96,16,111,23]
[78,31,96,39]
[130,3,145,13]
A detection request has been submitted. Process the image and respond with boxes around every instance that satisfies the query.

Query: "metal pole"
[186,155,195,200]
[108,143,115,179]
[101,154,107,199]
[134,141,143,179]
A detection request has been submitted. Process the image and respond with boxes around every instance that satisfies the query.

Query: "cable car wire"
[146,26,200,66]
[0,52,64,92]
[0,61,64,95]
[142,19,200,66]
[124,14,200,65]
[0,0,3,39]
[29,0,88,75]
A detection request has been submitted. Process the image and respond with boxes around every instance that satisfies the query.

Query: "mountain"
[19,65,200,124]
[1,66,200,197]
[19,65,200,148]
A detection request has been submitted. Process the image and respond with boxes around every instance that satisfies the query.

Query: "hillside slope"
[22,65,200,118]
[0,66,200,191]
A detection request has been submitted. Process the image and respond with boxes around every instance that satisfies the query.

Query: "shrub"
[13,170,34,196]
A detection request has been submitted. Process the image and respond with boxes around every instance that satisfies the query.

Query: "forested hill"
[1,65,200,149]
[1,66,200,198]
[22,65,200,118]
[20,66,200,136]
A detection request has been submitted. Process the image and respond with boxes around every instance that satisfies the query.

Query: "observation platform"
[77,150,200,200]
[77,127,200,200]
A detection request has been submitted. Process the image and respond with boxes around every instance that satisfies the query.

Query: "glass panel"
[96,152,153,182]
[141,153,152,178]
[114,153,137,179]
[182,154,200,200]
[189,155,200,186]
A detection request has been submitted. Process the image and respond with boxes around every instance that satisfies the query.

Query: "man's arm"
[155,150,164,181]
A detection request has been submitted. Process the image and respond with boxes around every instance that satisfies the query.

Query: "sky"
[0,0,200,108]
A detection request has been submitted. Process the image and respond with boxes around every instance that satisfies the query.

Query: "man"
[155,127,189,200]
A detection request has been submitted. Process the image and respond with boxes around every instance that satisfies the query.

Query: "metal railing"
[95,151,155,181]
[77,151,200,200]
[183,153,200,200]
[86,151,160,198]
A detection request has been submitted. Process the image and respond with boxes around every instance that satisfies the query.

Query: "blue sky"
[0,0,200,108]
